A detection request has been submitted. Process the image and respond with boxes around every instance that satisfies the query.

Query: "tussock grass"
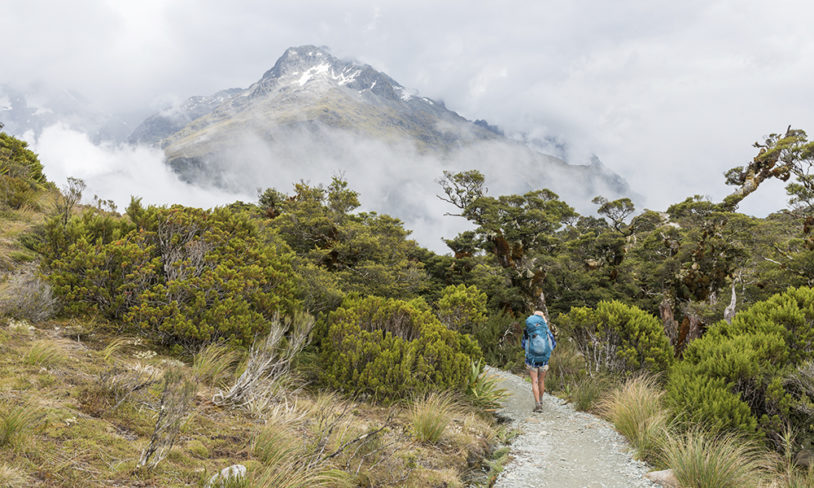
[767,427,814,488]
[253,420,303,466]
[253,464,351,488]
[0,402,43,447]
[570,374,614,413]
[410,392,457,444]
[661,429,768,488]
[0,463,28,488]
[100,337,130,363]
[252,417,352,488]
[192,343,240,387]
[23,340,65,367]
[600,375,668,464]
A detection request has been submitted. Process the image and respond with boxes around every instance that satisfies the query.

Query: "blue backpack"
[524,314,554,364]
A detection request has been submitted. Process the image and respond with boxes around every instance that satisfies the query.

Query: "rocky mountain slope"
[132,45,631,205]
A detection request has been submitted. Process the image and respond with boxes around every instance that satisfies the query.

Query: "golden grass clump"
[0,463,28,488]
[600,374,668,463]
[23,340,65,367]
[660,429,768,488]
[192,343,241,387]
[251,416,351,488]
[0,401,43,448]
[409,391,457,444]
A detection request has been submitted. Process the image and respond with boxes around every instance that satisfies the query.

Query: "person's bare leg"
[537,370,547,401]
[529,368,541,404]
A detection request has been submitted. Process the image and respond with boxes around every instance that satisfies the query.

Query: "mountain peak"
[262,45,335,79]
[249,45,412,102]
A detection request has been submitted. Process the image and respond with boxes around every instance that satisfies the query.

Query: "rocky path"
[488,367,659,488]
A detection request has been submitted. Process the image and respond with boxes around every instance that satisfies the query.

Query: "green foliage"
[40,203,301,347]
[465,359,508,411]
[666,287,814,445]
[438,169,577,312]
[0,131,46,209]
[436,283,487,333]
[264,178,430,301]
[470,310,523,369]
[559,300,674,376]
[320,296,482,400]
[49,233,159,319]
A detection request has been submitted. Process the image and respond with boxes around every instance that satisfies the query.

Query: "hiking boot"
[533,401,542,412]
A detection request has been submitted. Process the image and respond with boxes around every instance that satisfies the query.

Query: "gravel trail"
[488,367,660,488]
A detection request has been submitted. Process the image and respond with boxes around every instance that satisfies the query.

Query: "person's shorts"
[525,361,549,373]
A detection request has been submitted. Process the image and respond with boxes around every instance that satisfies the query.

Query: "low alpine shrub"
[666,286,814,447]
[320,296,482,400]
[558,300,674,376]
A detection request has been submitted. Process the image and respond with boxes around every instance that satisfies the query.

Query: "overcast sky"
[3,0,814,232]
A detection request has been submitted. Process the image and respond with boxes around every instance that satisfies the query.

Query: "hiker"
[522,310,556,412]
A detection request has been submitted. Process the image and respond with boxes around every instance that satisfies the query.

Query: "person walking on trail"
[522,310,556,412]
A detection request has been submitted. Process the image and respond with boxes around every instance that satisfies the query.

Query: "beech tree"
[438,169,577,315]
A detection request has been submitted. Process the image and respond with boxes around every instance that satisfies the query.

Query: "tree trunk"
[659,295,679,347]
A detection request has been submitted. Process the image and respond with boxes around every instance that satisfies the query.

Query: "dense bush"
[0,131,47,209]
[666,286,814,447]
[471,310,523,369]
[436,284,487,334]
[558,300,674,376]
[320,296,482,400]
[41,203,301,347]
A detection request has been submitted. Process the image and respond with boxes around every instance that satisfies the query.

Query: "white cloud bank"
[30,124,252,211]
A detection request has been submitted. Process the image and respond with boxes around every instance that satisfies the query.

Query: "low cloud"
[26,122,633,254]
[28,124,252,212]
[168,125,631,252]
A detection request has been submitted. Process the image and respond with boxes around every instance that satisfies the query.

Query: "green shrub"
[320,296,482,400]
[0,132,46,210]
[471,310,523,369]
[49,233,159,319]
[436,284,487,334]
[558,300,674,376]
[42,204,301,347]
[666,287,814,445]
